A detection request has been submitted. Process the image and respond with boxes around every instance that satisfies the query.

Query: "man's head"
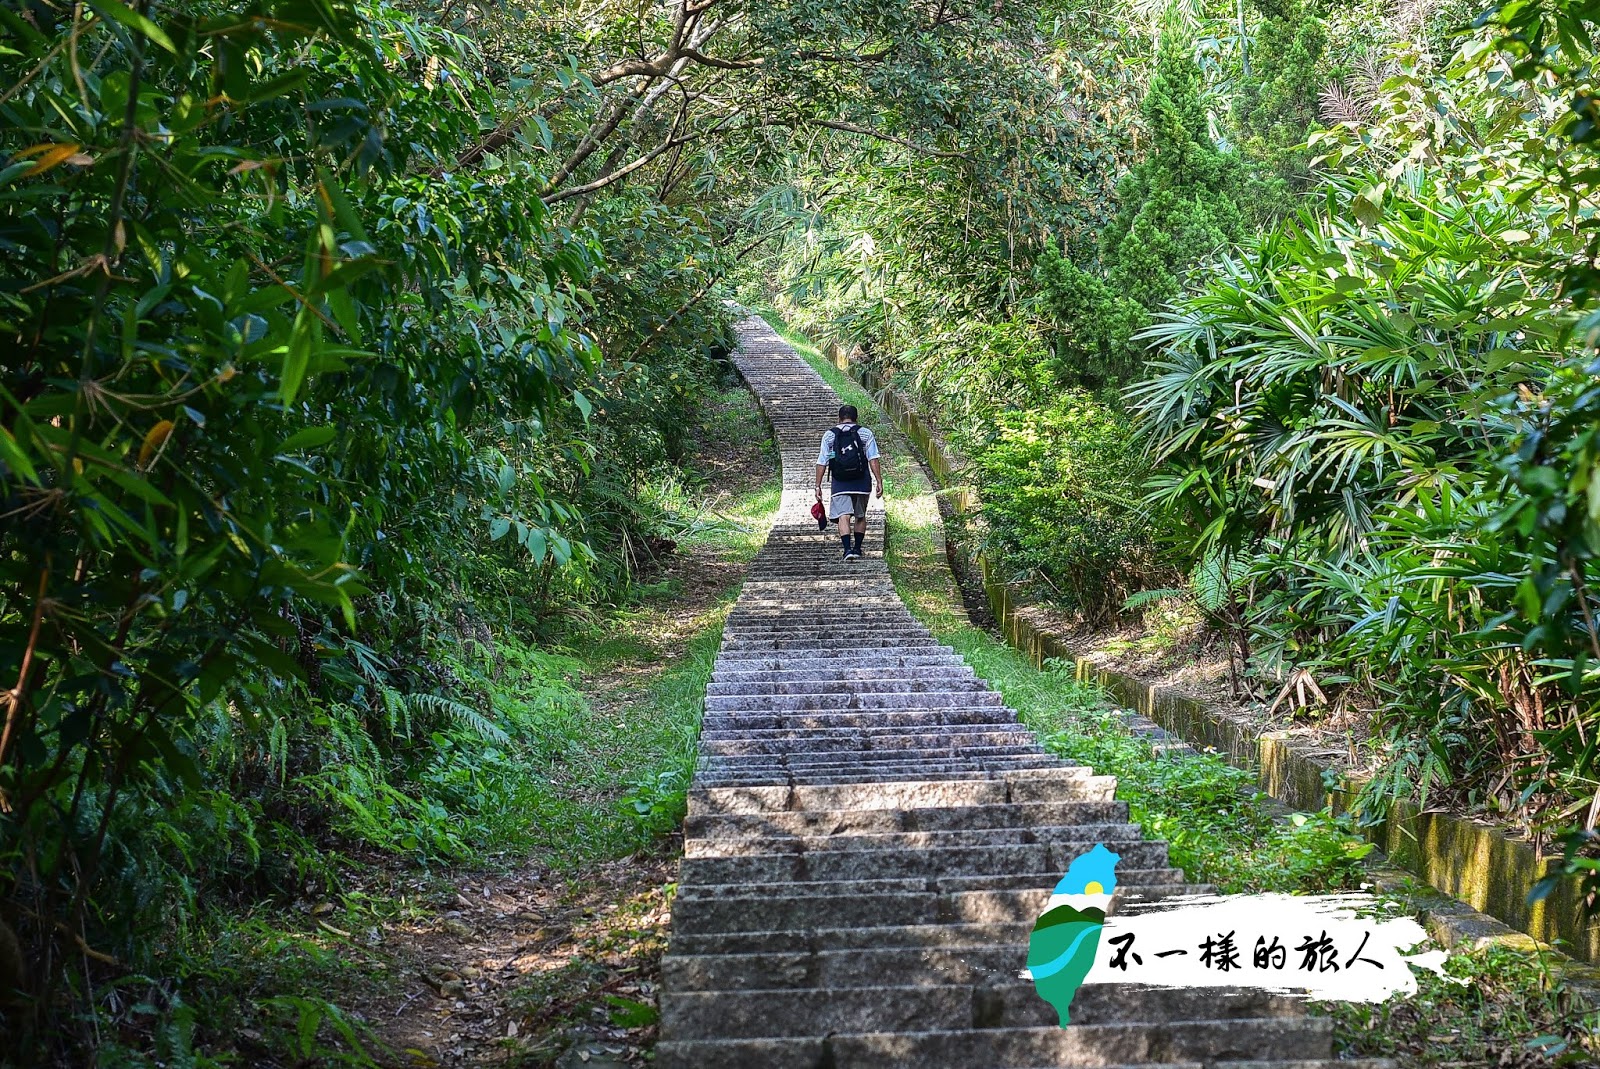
[839,404,858,424]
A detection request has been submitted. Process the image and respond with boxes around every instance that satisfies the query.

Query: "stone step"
[700,709,1020,730]
[684,801,1132,839]
[713,649,961,664]
[687,773,1110,815]
[654,1017,1334,1069]
[682,822,1148,857]
[700,730,1036,749]
[704,690,1005,711]
[691,771,1051,789]
[679,841,1170,885]
[705,677,986,695]
[700,716,1027,734]
[694,758,1081,793]
[663,891,1203,956]
[720,636,941,650]
[691,767,1063,789]
[709,667,979,685]
[700,752,1062,768]
[722,619,920,634]
[728,602,913,613]
[670,879,1185,934]
[674,868,1187,903]
[733,597,905,608]
[699,739,1046,759]
[691,769,1064,789]
[700,729,1036,749]
[694,754,1058,776]
[659,982,1306,1037]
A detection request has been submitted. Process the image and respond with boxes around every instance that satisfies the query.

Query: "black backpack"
[829,425,868,480]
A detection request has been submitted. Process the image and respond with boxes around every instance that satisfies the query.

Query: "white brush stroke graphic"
[1024,891,1453,1002]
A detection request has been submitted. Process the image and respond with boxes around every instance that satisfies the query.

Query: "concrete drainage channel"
[654,317,1395,1069]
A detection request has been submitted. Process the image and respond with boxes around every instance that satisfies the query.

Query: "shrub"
[966,393,1161,621]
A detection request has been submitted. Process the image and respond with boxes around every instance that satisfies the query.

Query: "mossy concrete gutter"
[816,337,1600,970]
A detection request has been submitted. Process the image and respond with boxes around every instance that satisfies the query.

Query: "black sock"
[852,531,864,553]
[840,535,852,554]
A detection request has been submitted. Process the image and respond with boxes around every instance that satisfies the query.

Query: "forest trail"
[655,317,1395,1068]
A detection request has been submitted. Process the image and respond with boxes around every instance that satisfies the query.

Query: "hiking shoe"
[844,550,860,561]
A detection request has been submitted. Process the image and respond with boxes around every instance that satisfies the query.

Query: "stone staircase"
[656,316,1392,1068]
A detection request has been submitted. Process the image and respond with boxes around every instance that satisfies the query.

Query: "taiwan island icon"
[1025,844,1120,1026]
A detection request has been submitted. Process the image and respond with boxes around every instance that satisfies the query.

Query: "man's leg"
[837,511,853,558]
[852,498,867,556]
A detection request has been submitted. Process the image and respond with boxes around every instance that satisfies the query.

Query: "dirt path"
[354,382,778,1068]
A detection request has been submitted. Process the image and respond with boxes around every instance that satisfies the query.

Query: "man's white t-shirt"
[816,423,880,468]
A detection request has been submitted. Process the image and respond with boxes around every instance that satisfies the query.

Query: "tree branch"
[806,119,969,159]
[678,47,763,71]
[543,106,745,206]
[619,229,779,363]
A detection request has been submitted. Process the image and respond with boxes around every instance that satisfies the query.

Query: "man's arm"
[870,457,883,498]
[816,429,832,499]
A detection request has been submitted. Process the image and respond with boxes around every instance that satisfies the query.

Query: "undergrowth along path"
[655,315,1396,1068]
[351,383,780,1068]
[765,316,1600,1067]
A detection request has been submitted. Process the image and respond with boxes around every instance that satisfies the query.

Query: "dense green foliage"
[9,0,1600,1058]
[3,0,1154,1059]
[0,0,743,1054]
[752,0,1600,895]
[966,394,1157,622]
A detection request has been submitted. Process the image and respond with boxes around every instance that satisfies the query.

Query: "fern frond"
[403,693,509,744]
[1318,81,1363,125]
[1122,588,1186,612]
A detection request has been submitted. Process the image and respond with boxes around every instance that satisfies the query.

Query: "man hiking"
[815,404,884,562]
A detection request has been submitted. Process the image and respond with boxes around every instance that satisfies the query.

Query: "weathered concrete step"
[700,738,1044,759]
[687,773,1109,815]
[692,770,1055,789]
[729,604,915,614]
[701,726,1031,747]
[720,636,941,650]
[701,709,1017,730]
[728,604,910,614]
[693,754,1060,773]
[699,751,1047,767]
[700,728,1033,747]
[670,878,1186,934]
[655,1017,1333,1069]
[692,765,1068,789]
[722,619,919,634]
[695,754,1056,775]
[705,690,1004,711]
[705,677,986,696]
[668,921,1032,958]
[692,766,1065,788]
[684,800,1132,839]
[724,616,915,628]
[659,982,1305,1037]
[702,742,1040,759]
[714,648,960,664]
[746,568,893,577]
[676,868,1187,903]
[680,841,1170,884]
[713,656,969,673]
[702,732,1035,751]
[709,667,978,685]
[659,945,1026,992]
[683,822,1146,857]
[737,594,902,605]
